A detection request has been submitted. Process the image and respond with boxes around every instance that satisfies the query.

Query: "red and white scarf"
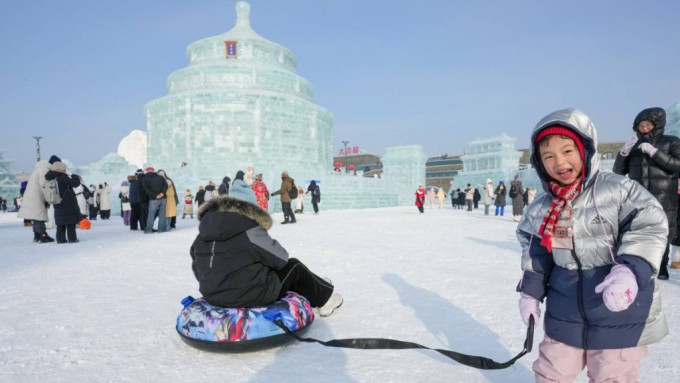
[538,178,583,252]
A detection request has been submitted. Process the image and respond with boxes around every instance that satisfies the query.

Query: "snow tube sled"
[176,292,315,352]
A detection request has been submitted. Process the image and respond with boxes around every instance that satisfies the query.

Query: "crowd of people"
[421,178,536,221]
[15,164,324,243]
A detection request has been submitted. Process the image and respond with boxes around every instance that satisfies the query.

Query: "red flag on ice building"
[225,41,238,59]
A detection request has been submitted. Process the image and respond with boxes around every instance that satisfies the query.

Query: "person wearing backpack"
[44,161,82,243]
[306,180,321,214]
[271,170,296,224]
[18,155,59,243]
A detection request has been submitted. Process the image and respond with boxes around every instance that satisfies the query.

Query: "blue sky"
[2,0,680,172]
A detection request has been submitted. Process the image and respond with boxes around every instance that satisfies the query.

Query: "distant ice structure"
[666,100,680,138]
[451,134,524,191]
[0,151,20,203]
[117,130,147,169]
[68,153,137,216]
[451,133,616,198]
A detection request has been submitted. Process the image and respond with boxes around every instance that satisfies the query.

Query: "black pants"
[89,205,98,220]
[140,203,149,229]
[31,220,46,235]
[282,202,296,222]
[130,203,144,230]
[274,258,333,307]
[56,224,77,243]
[417,205,424,213]
[170,216,176,229]
[312,200,319,213]
[100,209,111,219]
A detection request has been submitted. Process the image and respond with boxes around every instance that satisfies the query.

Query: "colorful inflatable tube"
[176,292,315,352]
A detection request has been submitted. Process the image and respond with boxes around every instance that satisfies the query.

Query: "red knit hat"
[145,167,154,172]
[535,125,585,161]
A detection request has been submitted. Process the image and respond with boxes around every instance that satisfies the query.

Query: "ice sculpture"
[0,151,20,203]
[666,100,680,138]
[117,130,147,169]
[144,1,333,190]
[141,1,423,211]
[451,134,524,191]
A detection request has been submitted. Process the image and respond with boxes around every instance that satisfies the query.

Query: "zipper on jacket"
[569,245,589,349]
[209,241,216,268]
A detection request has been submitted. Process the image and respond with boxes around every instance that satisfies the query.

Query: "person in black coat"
[44,161,81,243]
[613,107,680,280]
[191,179,343,316]
[473,188,481,209]
[135,169,149,231]
[142,167,168,233]
[128,173,144,231]
[217,176,231,196]
[195,185,206,207]
[305,180,321,214]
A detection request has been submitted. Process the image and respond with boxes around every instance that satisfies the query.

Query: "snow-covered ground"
[1,204,678,382]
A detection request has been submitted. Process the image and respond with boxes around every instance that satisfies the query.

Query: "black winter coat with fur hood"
[613,107,680,241]
[190,196,289,307]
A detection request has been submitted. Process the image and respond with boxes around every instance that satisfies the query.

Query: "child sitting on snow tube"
[190,173,343,317]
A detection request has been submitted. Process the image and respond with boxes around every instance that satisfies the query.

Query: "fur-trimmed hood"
[197,196,272,230]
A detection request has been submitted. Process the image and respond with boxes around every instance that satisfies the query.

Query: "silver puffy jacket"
[517,108,668,349]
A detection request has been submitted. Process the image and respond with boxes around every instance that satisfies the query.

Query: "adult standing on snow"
[18,155,60,243]
[464,184,474,211]
[218,176,231,196]
[494,181,507,216]
[158,170,178,230]
[195,185,206,208]
[98,183,112,219]
[128,171,144,231]
[510,175,525,222]
[613,107,680,280]
[44,161,82,243]
[436,187,445,209]
[482,179,494,215]
[271,170,296,224]
[142,167,168,233]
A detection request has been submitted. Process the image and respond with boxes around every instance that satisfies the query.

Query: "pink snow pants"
[533,336,648,382]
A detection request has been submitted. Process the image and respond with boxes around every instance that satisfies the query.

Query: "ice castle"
[139,1,425,212]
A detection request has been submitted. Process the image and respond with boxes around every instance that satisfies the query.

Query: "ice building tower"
[144,1,333,183]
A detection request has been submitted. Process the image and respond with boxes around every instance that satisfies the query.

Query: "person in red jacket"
[415,184,426,213]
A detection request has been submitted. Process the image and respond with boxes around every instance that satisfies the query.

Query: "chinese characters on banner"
[225,41,237,59]
[338,146,359,156]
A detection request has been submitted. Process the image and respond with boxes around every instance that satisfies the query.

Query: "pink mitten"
[638,143,658,157]
[519,292,541,326]
[594,265,638,312]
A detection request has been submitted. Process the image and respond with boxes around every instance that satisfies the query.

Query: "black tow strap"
[274,316,534,370]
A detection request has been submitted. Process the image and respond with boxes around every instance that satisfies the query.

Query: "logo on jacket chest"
[590,215,605,225]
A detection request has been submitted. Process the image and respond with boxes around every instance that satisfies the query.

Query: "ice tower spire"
[235,1,251,28]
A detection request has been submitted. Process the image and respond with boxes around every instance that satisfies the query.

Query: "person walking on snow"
[415,184,426,213]
[271,170,296,224]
